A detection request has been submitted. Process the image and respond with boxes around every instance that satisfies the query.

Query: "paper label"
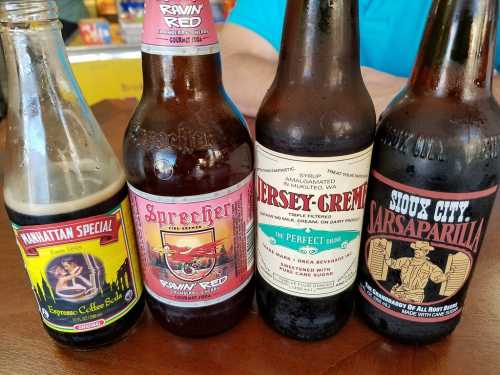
[142,0,219,55]
[13,197,143,333]
[358,171,497,322]
[256,143,373,298]
[129,175,254,307]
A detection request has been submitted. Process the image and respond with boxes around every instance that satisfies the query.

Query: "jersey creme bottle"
[255,0,376,340]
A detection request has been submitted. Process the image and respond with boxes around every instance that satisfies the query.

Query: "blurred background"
[0,0,237,120]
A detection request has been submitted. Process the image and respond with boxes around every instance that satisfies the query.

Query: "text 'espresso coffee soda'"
[124,0,254,337]
[356,0,500,344]
[255,0,376,340]
[1,0,144,349]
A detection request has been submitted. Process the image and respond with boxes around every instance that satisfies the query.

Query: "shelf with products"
[66,0,234,105]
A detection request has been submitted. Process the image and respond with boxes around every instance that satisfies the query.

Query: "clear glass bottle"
[1,0,144,349]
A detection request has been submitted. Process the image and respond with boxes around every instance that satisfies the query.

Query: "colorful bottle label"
[256,143,373,298]
[128,174,254,308]
[142,0,219,55]
[359,170,497,322]
[13,197,143,333]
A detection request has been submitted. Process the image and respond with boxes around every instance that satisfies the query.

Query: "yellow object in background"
[68,45,142,106]
[84,0,98,18]
[97,0,118,17]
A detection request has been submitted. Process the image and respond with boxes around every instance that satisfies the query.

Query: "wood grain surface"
[1,77,500,375]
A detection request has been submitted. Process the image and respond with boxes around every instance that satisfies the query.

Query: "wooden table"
[2,77,500,375]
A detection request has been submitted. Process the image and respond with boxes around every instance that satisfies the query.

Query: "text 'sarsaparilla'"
[356,0,500,344]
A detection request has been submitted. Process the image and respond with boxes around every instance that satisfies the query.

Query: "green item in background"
[56,0,89,23]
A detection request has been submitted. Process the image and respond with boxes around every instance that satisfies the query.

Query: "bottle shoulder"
[373,96,500,192]
[4,108,125,214]
[256,85,376,157]
[127,98,248,137]
[378,94,500,137]
[123,99,253,197]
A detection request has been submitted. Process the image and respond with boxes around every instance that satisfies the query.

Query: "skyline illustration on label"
[129,175,254,308]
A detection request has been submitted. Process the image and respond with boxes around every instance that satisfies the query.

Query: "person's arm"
[220,23,278,117]
[220,18,406,118]
[493,75,500,100]
[220,27,406,117]
[220,27,406,118]
[361,67,406,117]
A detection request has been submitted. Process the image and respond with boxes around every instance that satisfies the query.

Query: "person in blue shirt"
[56,0,89,41]
[220,0,500,116]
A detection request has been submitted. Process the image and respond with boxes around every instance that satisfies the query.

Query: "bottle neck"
[410,0,498,100]
[2,20,86,121]
[276,0,361,87]
[141,52,223,100]
[141,0,222,100]
[1,15,124,207]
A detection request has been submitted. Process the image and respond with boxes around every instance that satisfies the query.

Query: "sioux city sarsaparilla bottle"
[255,0,376,340]
[124,0,254,337]
[1,0,144,349]
[356,0,500,344]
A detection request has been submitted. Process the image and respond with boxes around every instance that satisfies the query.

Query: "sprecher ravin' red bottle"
[124,0,255,337]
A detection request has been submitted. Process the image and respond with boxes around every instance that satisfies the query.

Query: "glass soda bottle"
[255,0,376,340]
[356,0,500,344]
[124,0,254,337]
[1,0,144,349]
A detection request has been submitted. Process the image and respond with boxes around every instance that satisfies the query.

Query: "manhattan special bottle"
[255,0,376,340]
[1,0,144,349]
[124,0,254,337]
[356,0,500,344]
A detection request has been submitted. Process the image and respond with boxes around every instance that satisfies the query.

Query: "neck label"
[142,0,219,56]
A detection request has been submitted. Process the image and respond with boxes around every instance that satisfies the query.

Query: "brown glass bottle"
[356,0,500,344]
[255,0,375,341]
[124,0,254,338]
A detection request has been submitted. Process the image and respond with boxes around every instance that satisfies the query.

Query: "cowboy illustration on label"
[368,238,471,304]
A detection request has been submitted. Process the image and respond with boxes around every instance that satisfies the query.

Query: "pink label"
[129,175,254,307]
[142,0,219,50]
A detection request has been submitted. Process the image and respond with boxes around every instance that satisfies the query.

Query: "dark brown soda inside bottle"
[356,0,500,344]
[124,0,254,337]
[1,0,145,349]
[255,0,375,341]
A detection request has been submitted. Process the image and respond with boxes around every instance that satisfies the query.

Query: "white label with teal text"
[256,142,373,298]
